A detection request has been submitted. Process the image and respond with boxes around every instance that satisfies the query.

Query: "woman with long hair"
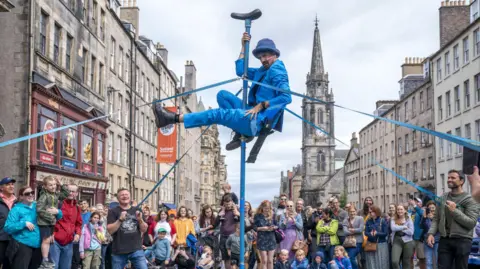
[364,205,389,269]
[4,186,43,269]
[390,204,414,269]
[154,209,177,244]
[80,211,105,269]
[198,205,216,238]
[279,200,303,260]
[254,200,277,269]
[342,204,363,269]
[174,206,196,247]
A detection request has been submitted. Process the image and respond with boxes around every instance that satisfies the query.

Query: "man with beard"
[330,197,348,244]
[295,199,309,239]
[0,177,16,269]
[275,194,288,222]
[427,170,480,269]
[151,33,292,152]
[358,197,373,220]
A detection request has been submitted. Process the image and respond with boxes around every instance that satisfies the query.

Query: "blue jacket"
[4,202,43,248]
[412,206,424,241]
[365,217,388,243]
[291,258,308,269]
[235,58,292,132]
[151,238,171,261]
[329,257,352,269]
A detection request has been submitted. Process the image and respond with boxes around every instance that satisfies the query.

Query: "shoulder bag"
[343,218,357,248]
[364,218,383,252]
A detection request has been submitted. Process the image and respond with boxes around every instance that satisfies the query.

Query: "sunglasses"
[23,191,34,196]
[286,205,293,208]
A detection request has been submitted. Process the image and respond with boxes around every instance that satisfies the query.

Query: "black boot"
[225,132,254,151]
[152,99,176,128]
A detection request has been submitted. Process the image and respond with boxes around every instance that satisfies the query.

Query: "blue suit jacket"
[235,58,292,132]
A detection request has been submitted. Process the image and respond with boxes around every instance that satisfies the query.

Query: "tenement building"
[395,57,436,201]
[359,100,398,211]
[432,1,480,194]
[344,133,360,208]
[0,0,177,207]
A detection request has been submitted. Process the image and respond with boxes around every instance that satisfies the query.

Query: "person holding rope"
[152,33,292,152]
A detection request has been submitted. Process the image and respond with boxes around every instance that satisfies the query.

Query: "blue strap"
[246,79,480,152]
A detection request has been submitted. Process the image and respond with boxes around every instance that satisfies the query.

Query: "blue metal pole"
[239,18,251,269]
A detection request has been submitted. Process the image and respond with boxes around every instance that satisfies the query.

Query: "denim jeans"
[112,249,148,269]
[317,245,335,264]
[48,240,73,269]
[345,243,362,269]
[100,244,107,269]
[424,241,439,269]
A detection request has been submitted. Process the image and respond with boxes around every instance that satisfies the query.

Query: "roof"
[431,17,480,59]
[334,149,349,159]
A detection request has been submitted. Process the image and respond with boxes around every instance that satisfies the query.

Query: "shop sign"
[39,153,55,164]
[36,171,98,189]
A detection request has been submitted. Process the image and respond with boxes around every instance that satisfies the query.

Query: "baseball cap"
[158,228,167,233]
[0,177,16,185]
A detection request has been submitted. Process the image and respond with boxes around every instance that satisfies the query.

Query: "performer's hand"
[245,103,263,120]
[241,32,251,46]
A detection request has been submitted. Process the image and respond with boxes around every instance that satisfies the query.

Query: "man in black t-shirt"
[107,188,148,269]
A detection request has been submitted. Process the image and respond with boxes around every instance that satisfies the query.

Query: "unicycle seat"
[231,9,262,21]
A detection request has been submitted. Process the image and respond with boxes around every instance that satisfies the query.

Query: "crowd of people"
[0,169,480,269]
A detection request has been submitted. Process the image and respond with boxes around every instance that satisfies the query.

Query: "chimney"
[439,1,470,48]
[156,43,168,66]
[120,0,140,39]
[350,132,358,148]
[401,57,424,77]
[185,60,197,91]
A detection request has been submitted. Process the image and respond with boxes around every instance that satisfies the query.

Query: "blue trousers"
[48,240,73,269]
[183,90,260,136]
[345,243,362,269]
[112,250,147,269]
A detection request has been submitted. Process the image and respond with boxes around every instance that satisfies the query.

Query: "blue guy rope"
[245,79,480,152]
[286,106,444,205]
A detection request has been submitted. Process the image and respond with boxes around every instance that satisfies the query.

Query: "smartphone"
[463,147,480,175]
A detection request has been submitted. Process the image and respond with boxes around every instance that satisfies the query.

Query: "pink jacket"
[79,223,103,253]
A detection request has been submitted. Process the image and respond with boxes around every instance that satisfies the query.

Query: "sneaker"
[225,132,254,151]
[39,261,55,269]
[152,99,176,128]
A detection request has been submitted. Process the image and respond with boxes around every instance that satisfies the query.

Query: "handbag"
[343,219,357,248]
[274,229,285,243]
[364,218,383,252]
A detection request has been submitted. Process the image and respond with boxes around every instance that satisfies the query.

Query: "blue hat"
[252,38,280,59]
[314,251,324,260]
[0,177,15,185]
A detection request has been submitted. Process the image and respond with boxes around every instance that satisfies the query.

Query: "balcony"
[0,0,14,12]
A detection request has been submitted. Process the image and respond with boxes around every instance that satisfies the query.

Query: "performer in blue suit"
[152,33,292,151]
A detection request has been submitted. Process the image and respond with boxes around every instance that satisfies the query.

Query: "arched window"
[316,151,326,172]
[318,109,324,124]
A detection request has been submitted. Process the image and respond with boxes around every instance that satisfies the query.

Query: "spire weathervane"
[314,14,319,28]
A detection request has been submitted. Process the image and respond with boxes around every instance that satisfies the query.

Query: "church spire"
[310,15,324,76]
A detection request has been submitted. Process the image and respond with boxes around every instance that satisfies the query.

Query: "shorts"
[219,236,230,261]
[39,225,55,240]
[230,253,240,266]
[414,240,425,259]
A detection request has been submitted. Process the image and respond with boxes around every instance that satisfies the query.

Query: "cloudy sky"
[138,0,441,207]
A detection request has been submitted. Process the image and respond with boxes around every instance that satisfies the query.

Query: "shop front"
[29,73,109,204]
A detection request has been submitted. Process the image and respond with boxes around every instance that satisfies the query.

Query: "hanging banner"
[156,107,177,163]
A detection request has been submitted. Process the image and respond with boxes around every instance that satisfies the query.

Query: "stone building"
[279,165,302,201]
[359,101,398,211]
[344,133,360,208]
[0,0,178,207]
[200,120,228,212]
[395,57,435,202]
[300,19,345,206]
[432,1,480,194]
[176,61,202,214]
[0,0,14,12]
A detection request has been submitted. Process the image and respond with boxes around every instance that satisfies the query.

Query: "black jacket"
[274,260,291,269]
[307,212,322,238]
[0,198,14,241]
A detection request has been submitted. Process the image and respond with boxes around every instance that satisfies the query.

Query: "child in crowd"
[152,228,171,266]
[273,249,291,269]
[197,245,215,269]
[80,212,105,269]
[291,250,308,269]
[37,176,67,268]
[226,223,249,269]
[309,251,327,269]
[218,183,239,219]
[328,246,352,269]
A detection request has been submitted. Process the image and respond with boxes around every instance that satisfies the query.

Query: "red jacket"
[53,199,82,246]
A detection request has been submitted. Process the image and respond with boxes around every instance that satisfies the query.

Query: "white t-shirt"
[154,220,172,242]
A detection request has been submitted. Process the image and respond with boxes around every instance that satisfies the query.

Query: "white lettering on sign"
[36,171,98,189]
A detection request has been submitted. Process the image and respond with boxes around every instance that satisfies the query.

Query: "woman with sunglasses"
[279,200,303,261]
[4,186,49,269]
